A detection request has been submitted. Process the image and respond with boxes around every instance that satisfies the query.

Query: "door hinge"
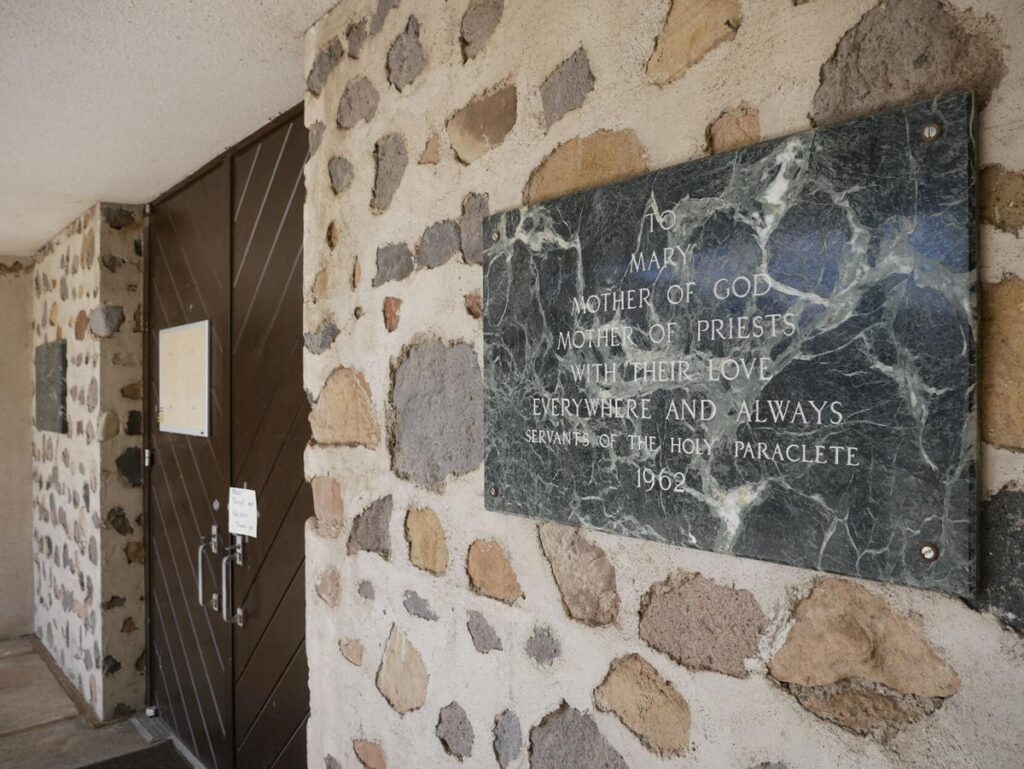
[144,449,154,467]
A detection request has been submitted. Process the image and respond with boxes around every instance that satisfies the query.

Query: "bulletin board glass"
[158,320,210,437]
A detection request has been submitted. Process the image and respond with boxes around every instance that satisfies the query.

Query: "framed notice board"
[158,320,210,437]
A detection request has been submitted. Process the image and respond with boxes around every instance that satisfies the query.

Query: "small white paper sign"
[228,487,258,537]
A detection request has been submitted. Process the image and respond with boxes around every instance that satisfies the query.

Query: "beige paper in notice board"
[158,320,210,437]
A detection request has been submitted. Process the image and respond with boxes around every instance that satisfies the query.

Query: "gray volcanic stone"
[357,580,375,600]
[493,709,520,769]
[392,340,484,487]
[467,610,502,653]
[460,0,503,60]
[975,488,1024,632]
[417,219,461,268]
[460,193,489,265]
[347,495,392,559]
[812,0,1005,125]
[347,19,368,58]
[116,448,142,487]
[337,76,379,129]
[89,305,125,337]
[525,626,560,666]
[387,16,424,92]
[371,133,408,212]
[105,507,133,536]
[530,704,627,769]
[436,701,474,759]
[540,47,594,128]
[373,242,414,286]
[104,207,135,229]
[304,319,340,355]
[369,0,400,35]
[308,121,325,156]
[403,590,438,620]
[125,410,142,435]
[307,36,344,96]
[328,156,354,194]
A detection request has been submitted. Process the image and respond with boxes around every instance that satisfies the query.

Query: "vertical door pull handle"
[196,524,221,610]
[220,538,245,626]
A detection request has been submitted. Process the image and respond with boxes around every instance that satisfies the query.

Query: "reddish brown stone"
[383,297,402,332]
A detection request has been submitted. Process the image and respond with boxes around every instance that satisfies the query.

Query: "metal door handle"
[196,525,220,610]
[220,536,244,626]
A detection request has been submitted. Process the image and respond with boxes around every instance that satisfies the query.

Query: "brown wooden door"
[147,110,308,769]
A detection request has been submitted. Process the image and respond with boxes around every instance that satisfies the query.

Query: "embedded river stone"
[373,242,414,286]
[706,103,760,154]
[89,305,125,337]
[348,495,393,559]
[347,19,367,58]
[303,318,339,354]
[405,507,449,575]
[524,626,560,666]
[523,129,647,204]
[811,0,1004,125]
[447,84,517,164]
[310,367,380,448]
[647,0,740,85]
[403,590,437,621]
[311,476,345,530]
[376,624,428,714]
[417,219,461,268]
[340,639,364,666]
[467,539,522,603]
[975,487,1024,633]
[387,16,424,92]
[307,36,344,95]
[639,571,764,678]
[529,704,627,769]
[436,701,474,759]
[392,340,483,487]
[372,133,408,212]
[352,739,387,769]
[467,610,502,653]
[460,192,489,265]
[460,0,503,60]
[980,164,1024,235]
[540,47,594,128]
[538,522,618,625]
[981,277,1024,450]
[492,709,521,769]
[315,568,341,608]
[594,654,690,756]
[337,77,380,129]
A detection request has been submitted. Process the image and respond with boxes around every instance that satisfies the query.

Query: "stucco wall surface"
[302,1,1024,767]
[0,261,35,640]
[31,204,146,720]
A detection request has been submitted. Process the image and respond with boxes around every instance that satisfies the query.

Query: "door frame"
[142,102,305,755]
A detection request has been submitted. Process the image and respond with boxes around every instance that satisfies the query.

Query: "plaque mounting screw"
[489,486,499,497]
[921,123,942,142]
[491,231,500,242]
[919,543,940,562]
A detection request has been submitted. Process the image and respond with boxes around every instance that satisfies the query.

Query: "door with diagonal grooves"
[148,108,308,769]
[148,161,233,769]
[230,113,310,769]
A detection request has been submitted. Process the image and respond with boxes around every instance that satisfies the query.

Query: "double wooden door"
[146,110,310,769]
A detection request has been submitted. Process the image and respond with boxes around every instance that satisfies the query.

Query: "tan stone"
[524,130,647,205]
[340,638,364,666]
[594,654,690,756]
[315,567,341,608]
[981,278,1024,450]
[447,83,517,164]
[639,571,764,678]
[97,411,120,441]
[383,297,402,333]
[405,507,448,575]
[312,268,330,302]
[706,103,760,154]
[980,164,1024,236]
[121,382,143,400]
[770,579,960,698]
[538,522,619,626]
[419,133,442,164]
[311,476,344,529]
[376,624,428,714]
[647,0,740,86]
[786,677,943,738]
[74,310,89,340]
[353,739,387,769]
[467,539,522,603]
[309,367,380,448]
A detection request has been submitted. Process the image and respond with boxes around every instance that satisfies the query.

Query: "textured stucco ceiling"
[0,0,338,257]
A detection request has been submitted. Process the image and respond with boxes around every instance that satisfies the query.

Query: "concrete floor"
[0,636,150,769]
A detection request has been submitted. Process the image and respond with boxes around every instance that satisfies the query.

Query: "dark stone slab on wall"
[35,339,68,433]
[483,93,977,596]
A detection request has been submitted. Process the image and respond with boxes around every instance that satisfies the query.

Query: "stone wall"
[303,1,1024,767]
[31,204,146,720]
[0,260,35,640]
